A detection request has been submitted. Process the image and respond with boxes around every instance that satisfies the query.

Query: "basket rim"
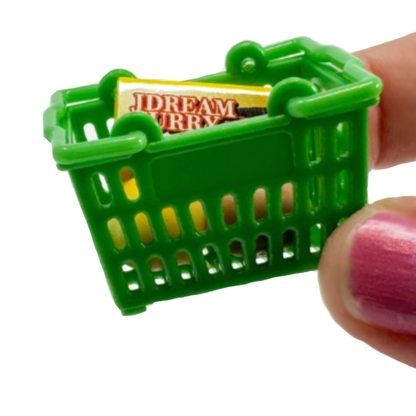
[43,36,382,171]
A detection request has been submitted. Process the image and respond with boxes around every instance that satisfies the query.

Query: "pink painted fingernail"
[349,212,416,336]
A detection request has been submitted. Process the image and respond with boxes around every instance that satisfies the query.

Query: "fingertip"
[318,197,416,368]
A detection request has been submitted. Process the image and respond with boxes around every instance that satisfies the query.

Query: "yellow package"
[115,78,271,133]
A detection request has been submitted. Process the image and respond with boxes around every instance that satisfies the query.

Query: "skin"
[318,33,416,368]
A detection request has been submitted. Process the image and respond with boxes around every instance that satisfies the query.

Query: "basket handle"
[200,38,382,119]
[286,76,381,119]
[285,38,382,118]
[44,101,147,170]
[47,122,147,170]
[279,65,381,119]
[44,69,150,171]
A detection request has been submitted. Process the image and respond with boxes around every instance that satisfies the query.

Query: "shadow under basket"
[43,37,382,315]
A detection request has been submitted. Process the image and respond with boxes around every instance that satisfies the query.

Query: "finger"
[354,32,416,169]
[318,196,416,368]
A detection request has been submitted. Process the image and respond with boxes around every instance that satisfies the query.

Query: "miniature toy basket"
[43,37,382,315]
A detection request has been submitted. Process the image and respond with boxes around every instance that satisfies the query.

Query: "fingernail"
[349,212,416,336]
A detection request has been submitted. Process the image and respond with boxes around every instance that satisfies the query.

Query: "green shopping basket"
[43,37,382,315]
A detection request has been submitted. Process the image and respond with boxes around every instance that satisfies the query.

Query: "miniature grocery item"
[115,78,271,133]
[43,37,382,315]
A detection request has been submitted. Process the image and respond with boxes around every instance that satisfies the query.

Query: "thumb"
[318,196,416,367]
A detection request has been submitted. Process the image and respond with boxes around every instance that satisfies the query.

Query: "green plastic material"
[43,37,382,315]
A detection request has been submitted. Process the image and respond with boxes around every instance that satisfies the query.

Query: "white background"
[1,1,415,415]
